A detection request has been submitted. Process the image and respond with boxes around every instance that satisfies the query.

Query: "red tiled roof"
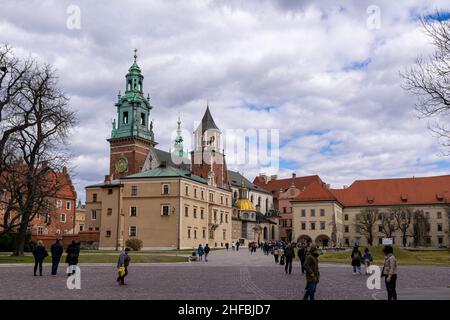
[291,174,450,207]
[253,175,323,198]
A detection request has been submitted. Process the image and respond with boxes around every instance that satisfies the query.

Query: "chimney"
[343,185,347,189]
[292,173,296,179]
[104,175,111,184]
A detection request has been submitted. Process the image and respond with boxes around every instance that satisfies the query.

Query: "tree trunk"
[13,219,29,256]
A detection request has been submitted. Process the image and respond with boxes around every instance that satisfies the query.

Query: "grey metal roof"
[228,170,271,194]
[196,106,219,133]
[155,148,190,171]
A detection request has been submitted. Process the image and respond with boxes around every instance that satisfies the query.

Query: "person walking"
[33,240,48,276]
[117,247,131,285]
[298,244,307,275]
[363,248,373,275]
[50,238,64,275]
[225,243,229,251]
[204,244,211,262]
[303,244,320,300]
[273,246,279,263]
[236,241,240,251]
[279,247,285,265]
[65,240,80,276]
[382,245,398,300]
[284,243,295,274]
[197,244,204,261]
[351,245,362,275]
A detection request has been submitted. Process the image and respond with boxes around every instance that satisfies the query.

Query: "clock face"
[115,157,128,173]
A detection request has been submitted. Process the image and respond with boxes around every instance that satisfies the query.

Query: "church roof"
[197,106,219,133]
[155,149,190,171]
[124,165,207,184]
[228,170,271,194]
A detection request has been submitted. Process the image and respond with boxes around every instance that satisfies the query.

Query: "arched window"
[265,198,269,213]
[250,195,254,203]
[128,80,132,91]
[123,111,128,124]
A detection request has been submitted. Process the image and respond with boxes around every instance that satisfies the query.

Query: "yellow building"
[75,201,86,234]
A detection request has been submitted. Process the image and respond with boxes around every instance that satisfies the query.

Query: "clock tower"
[108,49,156,179]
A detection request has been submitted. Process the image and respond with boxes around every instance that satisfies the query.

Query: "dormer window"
[367,196,374,204]
[123,111,129,124]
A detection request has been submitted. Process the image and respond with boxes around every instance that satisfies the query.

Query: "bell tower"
[108,49,157,179]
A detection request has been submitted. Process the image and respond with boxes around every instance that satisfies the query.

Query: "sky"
[1,0,450,201]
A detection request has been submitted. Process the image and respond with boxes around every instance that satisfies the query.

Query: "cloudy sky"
[2,0,450,200]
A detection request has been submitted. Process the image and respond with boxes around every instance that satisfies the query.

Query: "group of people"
[32,239,80,277]
[196,244,211,261]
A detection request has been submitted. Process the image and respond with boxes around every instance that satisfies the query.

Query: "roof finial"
[134,48,138,63]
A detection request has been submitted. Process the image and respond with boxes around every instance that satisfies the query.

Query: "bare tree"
[412,210,430,247]
[392,206,413,247]
[356,208,378,246]
[380,210,398,239]
[401,11,450,151]
[0,46,76,256]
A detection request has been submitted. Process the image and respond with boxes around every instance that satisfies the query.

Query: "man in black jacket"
[50,238,64,275]
[284,243,295,274]
[298,244,307,274]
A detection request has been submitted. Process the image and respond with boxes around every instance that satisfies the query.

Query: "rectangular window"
[130,206,137,217]
[225,214,228,223]
[161,205,169,216]
[220,213,223,223]
[320,222,325,230]
[131,185,137,196]
[123,111,128,124]
[320,209,325,216]
[201,209,204,219]
[202,229,206,239]
[107,208,112,216]
[221,196,224,204]
[66,201,71,210]
[437,212,442,219]
[345,238,350,246]
[56,200,62,208]
[426,237,431,244]
[301,209,306,217]
[437,224,443,232]
[162,184,169,195]
[226,197,228,206]
[79,224,84,232]
[378,237,383,245]
[301,222,306,230]
[310,209,315,217]
[185,206,189,217]
[194,189,197,198]
[214,210,217,221]
[310,222,316,230]
[106,230,111,238]
[201,190,204,200]
[108,188,113,195]
[194,230,197,239]
[378,225,383,232]
[37,227,43,235]
[438,237,443,245]
[283,207,287,214]
[140,113,145,126]
[91,210,97,220]
[185,186,189,196]
[344,214,348,221]
[188,228,191,239]
[209,193,214,202]
[60,214,66,223]
[129,226,137,237]
[223,230,226,240]
[193,208,197,219]
[93,193,97,203]
[345,225,349,233]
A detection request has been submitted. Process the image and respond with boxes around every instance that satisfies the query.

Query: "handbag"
[118,266,125,277]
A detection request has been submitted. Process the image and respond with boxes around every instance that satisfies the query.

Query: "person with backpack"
[298,244,307,275]
[117,247,131,285]
[204,244,211,262]
[382,245,398,300]
[351,245,362,275]
[284,243,295,274]
[197,244,204,261]
[273,246,279,263]
[33,240,48,276]
[50,238,64,275]
[363,247,373,275]
[65,240,80,276]
[303,244,320,300]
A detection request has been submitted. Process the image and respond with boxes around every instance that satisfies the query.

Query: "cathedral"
[83,51,278,249]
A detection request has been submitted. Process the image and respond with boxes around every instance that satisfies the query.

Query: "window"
[320,222,325,230]
[345,238,350,246]
[378,225,383,232]
[226,197,228,206]
[194,230,197,239]
[60,214,66,223]
[161,205,169,216]
[437,212,442,219]
[283,207,287,214]
[130,206,137,217]
[66,201,71,210]
[223,230,226,240]
[108,188,113,195]
[200,209,204,219]
[225,214,228,223]
[188,228,191,239]
[209,193,214,202]
[310,222,316,230]
[194,189,197,198]
[220,213,223,223]
[185,207,189,217]
[79,224,84,232]
[301,209,306,217]
[202,229,206,239]
[426,237,431,244]
[221,196,224,204]
[106,230,111,238]
[91,210,97,220]
[129,226,137,237]
[355,225,360,233]
[131,185,137,196]
[37,227,44,235]
[123,111,129,124]
[310,209,315,217]
[438,237,443,245]
[140,113,145,126]
[95,227,99,231]
[378,237,383,245]
[107,208,112,216]
[425,212,430,219]
[437,224,443,232]
[344,214,348,221]
[320,209,325,216]
[344,226,349,233]
[193,208,197,219]
[162,184,169,195]
[93,193,97,203]
[185,186,189,196]
[56,200,62,208]
[214,210,217,221]
[201,190,204,200]
[301,222,306,230]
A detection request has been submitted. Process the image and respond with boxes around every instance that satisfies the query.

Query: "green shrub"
[0,232,34,252]
[125,238,143,251]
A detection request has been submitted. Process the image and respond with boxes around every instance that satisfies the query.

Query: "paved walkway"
[0,249,449,300]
